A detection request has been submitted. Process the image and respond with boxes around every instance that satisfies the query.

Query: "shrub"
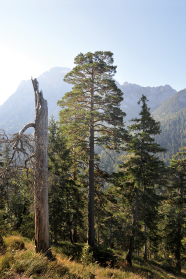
[55,241,82,261]
[80,244,118,267]
[1,252,13,269]
[93,245,117,267]
[161,257,176,273]
[4,236,25,251]
[80,244,94,265]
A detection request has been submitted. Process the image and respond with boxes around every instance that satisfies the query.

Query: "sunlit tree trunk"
[88,80,95,247]
[32,78,52,257]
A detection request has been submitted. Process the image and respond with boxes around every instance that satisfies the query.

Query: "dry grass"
[0,235,185,279]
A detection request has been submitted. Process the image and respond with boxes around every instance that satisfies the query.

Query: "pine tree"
[58,51,126,246]
[164,147,186,271]
[114,95,166,265]
[48,117,84,244]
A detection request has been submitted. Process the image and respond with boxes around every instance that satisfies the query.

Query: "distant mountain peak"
[38,67,71,79]
[123,81,129,86]
[0,66,181,135]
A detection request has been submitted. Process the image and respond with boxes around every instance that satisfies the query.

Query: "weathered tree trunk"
[32,78,51,257]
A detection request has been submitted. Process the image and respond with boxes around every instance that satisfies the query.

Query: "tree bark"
[97,199,100,245]
[32,78,51,257]
[87,77,95,247]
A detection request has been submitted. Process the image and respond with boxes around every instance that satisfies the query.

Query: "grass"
[0,235,186,278]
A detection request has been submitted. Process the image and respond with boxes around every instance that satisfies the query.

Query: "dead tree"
[32,78,51,257]
[0,78,52,257]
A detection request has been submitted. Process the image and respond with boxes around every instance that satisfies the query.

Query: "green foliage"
[0,165,34,238]
[4,236,25,251]
[58,51,127,246]
[80,244,117,267]
[92,245,116,267]
[153,90,186,165]
[54,241,83,261]
[113,95,166,265]
[161,146,186,271]
[1,252,13,269]
[48,117,85,244]
[58,51,126,154]
[80,244,94,265]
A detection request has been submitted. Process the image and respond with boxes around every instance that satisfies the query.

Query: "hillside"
[152,89,186,164]
[0,235,185,279]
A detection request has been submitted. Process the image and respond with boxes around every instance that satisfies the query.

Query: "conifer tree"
[164,147,186,271]
[58,51,126,246]
[114,95,166,265]
[48,117,84,244]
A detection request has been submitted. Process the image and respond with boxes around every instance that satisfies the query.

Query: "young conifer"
[115,95,166,265]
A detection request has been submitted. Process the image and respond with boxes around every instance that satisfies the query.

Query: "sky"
[0,0,186,105]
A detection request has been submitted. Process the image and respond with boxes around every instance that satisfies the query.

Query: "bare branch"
[19,122,35,135]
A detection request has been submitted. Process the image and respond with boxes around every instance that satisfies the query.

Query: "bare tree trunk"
[32,78,51,257]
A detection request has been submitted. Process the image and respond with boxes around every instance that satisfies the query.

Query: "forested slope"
[153,89,186,164]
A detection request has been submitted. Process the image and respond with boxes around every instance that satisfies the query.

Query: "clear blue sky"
[0,0,185,104]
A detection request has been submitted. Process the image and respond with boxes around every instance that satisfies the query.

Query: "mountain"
[0,66,185,166]
[0,67,71,134]
[152,89,186,121]
[152,89,186,164]
[119,82,177,122]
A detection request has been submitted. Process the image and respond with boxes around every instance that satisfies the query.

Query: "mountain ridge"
[0,66,185,166]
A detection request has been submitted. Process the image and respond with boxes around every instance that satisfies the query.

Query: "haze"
[0,0,185,105]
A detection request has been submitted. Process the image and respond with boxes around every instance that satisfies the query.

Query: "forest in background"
[0,51,186,276]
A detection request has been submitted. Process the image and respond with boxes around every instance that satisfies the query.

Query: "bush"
[54,241,82,261]
[4,236,25,251]
[1,252,13,269]
[93,245,117,267]
[80,244,117,267]
[80,244,94,265]
[161,257,176,273]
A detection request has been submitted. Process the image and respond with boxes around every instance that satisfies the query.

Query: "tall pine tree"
[58,51,126,246]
